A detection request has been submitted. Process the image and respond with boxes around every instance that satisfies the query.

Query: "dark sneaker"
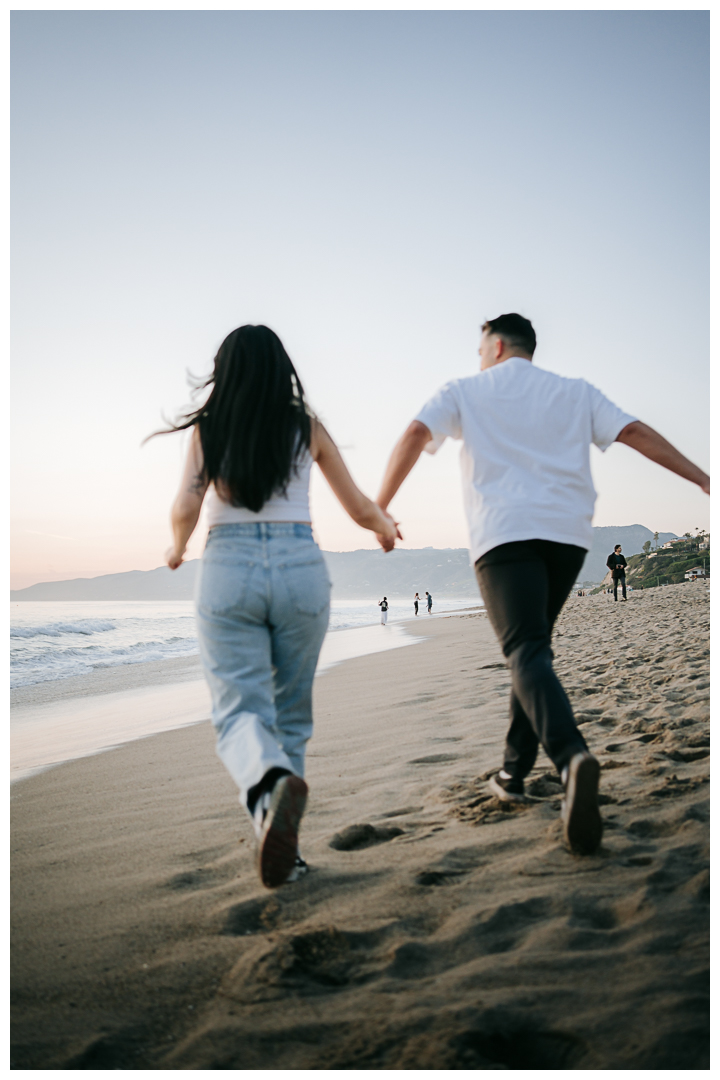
[489,770,526,802]
[256,774,308,889]
[562,752,602,855]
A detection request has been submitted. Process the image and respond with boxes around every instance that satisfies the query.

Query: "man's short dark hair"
[614,545,622,551]
[482,313,536,357]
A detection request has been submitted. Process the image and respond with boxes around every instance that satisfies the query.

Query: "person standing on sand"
[375,312,709,855]
[156,325,398,889]
[426,591,433,613]
[413,592,420,616]
[606,544,628,601]
[379,597,389,624]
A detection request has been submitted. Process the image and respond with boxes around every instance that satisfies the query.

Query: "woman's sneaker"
[255,774,309,889]
[561,752,602,855]
[489,770,526,802]
[285,855,309,883]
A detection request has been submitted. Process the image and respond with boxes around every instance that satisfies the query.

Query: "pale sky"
[11,10,709,590]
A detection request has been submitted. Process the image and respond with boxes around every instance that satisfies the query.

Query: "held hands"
[374,508,402,553]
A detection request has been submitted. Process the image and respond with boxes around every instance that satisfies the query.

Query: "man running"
[376,313,709,855]
[606,544,628,601]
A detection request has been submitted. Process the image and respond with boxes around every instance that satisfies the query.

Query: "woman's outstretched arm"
[616,421,710,494]
[312,420,400,551]
[166,427,209,569]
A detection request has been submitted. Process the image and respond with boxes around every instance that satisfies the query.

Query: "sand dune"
[10,583,709,1068]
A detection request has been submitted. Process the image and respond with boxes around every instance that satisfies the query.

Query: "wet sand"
[10,622,420,782]
[11,583,709,1068]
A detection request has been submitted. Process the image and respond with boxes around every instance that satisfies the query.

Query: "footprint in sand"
[221,924,394,1002]
[223,896,281,936]
[414,870,466,887]
[409,753,460,765]
[328,823,404,851]
[526,774,564,798]
[163,851,238,892]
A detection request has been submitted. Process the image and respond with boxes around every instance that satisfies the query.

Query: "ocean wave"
[10,598,479,690]
[10,619,117,639]
[10,636,200,688]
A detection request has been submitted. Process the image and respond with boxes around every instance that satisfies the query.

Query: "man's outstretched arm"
[377,420,433,512]
[616,421,710,494]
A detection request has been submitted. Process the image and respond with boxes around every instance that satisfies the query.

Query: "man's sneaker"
[256,774,309,889]
[489,770,526,802]
[561,752,602,855]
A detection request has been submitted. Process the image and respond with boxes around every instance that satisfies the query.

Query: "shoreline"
[11,614,485,784]
[11,586,709,1067]
[11,602,484,711]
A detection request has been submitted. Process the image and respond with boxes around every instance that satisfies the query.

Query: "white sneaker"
[251,789,272,841]
[285,855,309,883]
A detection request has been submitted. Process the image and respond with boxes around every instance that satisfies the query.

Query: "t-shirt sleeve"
[415,381,462,455]
[587,383,637,452]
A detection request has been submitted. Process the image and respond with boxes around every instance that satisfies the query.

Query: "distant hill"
[10,526,677,601]
[619,539,709,591]
[10,549,479,602]
[11,560,201,602]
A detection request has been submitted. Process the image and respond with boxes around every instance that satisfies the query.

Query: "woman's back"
[160,322,397,889]
[205,450,312,526]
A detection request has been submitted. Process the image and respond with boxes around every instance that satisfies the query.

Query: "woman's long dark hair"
[153,325,312,513]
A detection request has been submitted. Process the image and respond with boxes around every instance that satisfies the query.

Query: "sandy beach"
[11,582,709,1069]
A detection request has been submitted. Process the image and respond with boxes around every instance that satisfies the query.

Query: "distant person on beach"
[413,592,420,615]
[606,544,628,601]
[426,591,433,613]
[376,312,709,855]
[156,325,398,889]
[379,597,389,624]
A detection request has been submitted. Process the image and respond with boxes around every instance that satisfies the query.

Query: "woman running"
[157,325,398,888]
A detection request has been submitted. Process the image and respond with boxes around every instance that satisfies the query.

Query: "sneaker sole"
[563,754,602,855]
[489,775,526,803]
[258,775,308,889]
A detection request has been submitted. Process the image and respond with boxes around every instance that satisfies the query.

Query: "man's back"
[417,357,635,562]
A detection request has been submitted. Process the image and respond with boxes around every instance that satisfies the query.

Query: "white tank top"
[204,452,313,527]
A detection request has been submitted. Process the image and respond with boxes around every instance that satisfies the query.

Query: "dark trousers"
[613,573,626,600]
[475,539,588,780]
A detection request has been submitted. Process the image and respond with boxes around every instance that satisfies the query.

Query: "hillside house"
[684,567,706,580]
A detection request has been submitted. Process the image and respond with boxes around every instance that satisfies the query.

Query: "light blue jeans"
[195,523,331,808]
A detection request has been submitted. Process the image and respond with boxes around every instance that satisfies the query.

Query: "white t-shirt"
[415,357,636,564]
